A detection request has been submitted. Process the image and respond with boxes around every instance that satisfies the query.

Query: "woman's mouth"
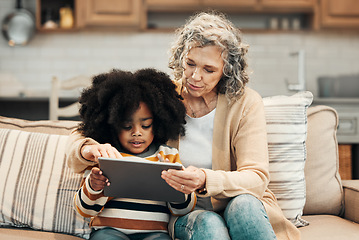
[187,82,202,91]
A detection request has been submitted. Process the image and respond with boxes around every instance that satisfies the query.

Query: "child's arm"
[73,168,110,218]
[167,192,197,216]
[66,129,122,173]
[81,144,123,163]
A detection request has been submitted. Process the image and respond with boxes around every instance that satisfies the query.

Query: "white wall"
[1,0,358,98]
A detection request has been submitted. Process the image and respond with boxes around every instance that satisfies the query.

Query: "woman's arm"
[161,90,270,200]
[202,90,270,199]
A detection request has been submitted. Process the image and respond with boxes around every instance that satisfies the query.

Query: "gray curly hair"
[169,11,249,100]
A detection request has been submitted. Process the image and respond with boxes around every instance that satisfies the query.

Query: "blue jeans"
[174,194,277,240]
[90,227,171,240]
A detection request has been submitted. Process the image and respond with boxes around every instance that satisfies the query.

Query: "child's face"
[118,102,154,154]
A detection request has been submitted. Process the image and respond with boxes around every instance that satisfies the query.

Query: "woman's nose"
[191,68,201,81]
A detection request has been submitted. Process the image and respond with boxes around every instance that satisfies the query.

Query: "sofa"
[0,101,358,239]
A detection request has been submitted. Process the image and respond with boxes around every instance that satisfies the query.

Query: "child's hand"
[157,153,170,163]
[81,144,123,162]
[89,167,110,191]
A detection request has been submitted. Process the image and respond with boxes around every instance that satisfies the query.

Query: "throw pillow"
[263,91,313,227]
[0,128,90,239]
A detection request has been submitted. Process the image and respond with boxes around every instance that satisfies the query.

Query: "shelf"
[36,0,77,32]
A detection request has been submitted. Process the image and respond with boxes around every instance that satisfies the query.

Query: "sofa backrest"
[0,116,79,135]
[303,105,344,216]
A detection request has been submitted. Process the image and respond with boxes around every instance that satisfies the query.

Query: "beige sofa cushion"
[0,227,83,240]
[0,128,90,238]
[300,215,359,240]
[303,105,343,215]
[0,116,79,135]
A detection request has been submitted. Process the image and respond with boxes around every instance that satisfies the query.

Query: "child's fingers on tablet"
[157,153,167,162]
[91,167,108,181]
[81,145,101,162]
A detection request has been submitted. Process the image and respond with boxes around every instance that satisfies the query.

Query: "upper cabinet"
[36,0,79,32]
[36,0,359,32]
[261,0,315,12]
[146,0,201,11]
[201,0,258,11]
[146,0,315,12]
[77,0,143,29]
[36,0,143,32]
[319,0,359,29]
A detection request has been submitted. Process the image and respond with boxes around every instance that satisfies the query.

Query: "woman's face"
[118,102,154,154]
[183,45,224,98]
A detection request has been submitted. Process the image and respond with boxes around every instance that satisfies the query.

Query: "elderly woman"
[66,12,300,240]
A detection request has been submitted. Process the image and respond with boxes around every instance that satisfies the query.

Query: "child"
[73,68,196,240]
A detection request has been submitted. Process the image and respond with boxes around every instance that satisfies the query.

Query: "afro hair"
[78,68,186,149]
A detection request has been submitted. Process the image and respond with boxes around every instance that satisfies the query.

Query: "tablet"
[98,157,185,202]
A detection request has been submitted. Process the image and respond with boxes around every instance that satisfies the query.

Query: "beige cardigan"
[66,84,300,240]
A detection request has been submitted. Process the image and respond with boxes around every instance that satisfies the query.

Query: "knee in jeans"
[225,194,265,218]
[194,211,225,229]
[231,194,260,210]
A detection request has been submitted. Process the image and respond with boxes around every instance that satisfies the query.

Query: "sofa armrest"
[342,180,359,223]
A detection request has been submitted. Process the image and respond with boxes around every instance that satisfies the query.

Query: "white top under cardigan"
[179,109,216,169]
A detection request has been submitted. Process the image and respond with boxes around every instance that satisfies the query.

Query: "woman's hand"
[81,143,122,163]
[161,165,206,194]
[89,167,110,191]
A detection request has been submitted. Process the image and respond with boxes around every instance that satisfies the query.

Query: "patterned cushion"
[0,128,90,239]
[263,91,313,227]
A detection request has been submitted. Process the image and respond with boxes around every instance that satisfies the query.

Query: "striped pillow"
[0,128,90,238]
[263,91,313,227]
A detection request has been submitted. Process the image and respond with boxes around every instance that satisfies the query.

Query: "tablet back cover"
[99,157,185,202]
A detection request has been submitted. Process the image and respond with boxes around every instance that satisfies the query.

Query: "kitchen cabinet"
[146,0,256,12]
[201,0,257,11]
[339,144,352,180]
[146,0,315,12]
[36,0,80,32]
[146,0,201,11]
[261,0,315,12]
[319,0,359,28]
[36,0,359,31]
[36,0,143,31]
[77,0,143,29]
[145,0,315,30]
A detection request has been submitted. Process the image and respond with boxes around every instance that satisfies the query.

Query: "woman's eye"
[186,62,195,67]
[205,68,214,73]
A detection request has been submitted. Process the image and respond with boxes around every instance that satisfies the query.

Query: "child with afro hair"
[73,68,196,240]
[77,68,186,151]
